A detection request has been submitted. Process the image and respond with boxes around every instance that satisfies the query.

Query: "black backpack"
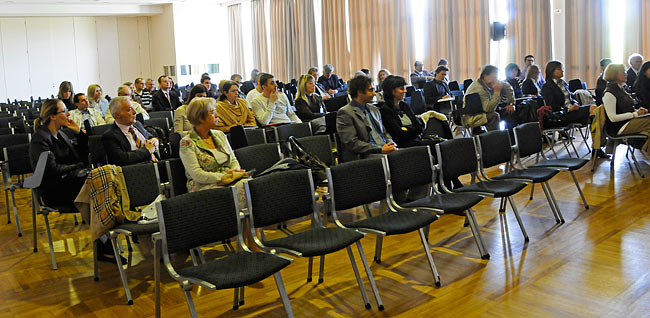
[144,125,170,158]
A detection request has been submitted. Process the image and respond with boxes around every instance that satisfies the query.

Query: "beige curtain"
[295,0,319,76]
[251,0,269,72]
[506,0,552,69]
[424,0,490,82]
[376,0,416,79]
[622,0,649,66]
[270,0,299,82]
[565,0,609,87]
[321,0,351,80]
[642,1,650,58]
[228,4,245,76]
[348,0,380,79]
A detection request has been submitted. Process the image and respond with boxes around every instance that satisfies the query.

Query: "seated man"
[336,74,396,160]
[245,72,265,107]
[240,68,259,95]
[423,65,452,110]
[250,73,301,126]
[102,96,159,165]
[152,75,182,111]
[68,93,105,128]
[318,64,344,96]
[464,65,515,132]
[105,85,150,124]
[201,75,218,98]
[627,53,644,89]
[410,60,434,89]
[595,58,612,105]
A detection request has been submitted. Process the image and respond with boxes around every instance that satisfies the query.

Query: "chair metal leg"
[545,181,566,223]
[568,138,580,158]
[125,235,133,253]
[591,148,598,172]
[233,287,240,310]
[540,182,560,223]
[73,214,78,226]
[345,246,371,309]
[110,235,133,305]
[355,241,384,310]
[307,256,313,282]
[117,237,125,254]
[43,211,58,270]
[363,204,372,218]
[189,249,199,266]
[466,209,489,259]
[506,196,529,241]
[498,197,506,213]
[273,272,294,318]
[32,192,37,252]
[318,255,325,283]
[611,143,617,167]
[239,286,245,305]
[10,189,22,236]
[182,283,198,318]
[628,146,645,178]
[569,171,589,209]
[154,235,161,318]
[5,181,10,224]
[417,228,442,287]
[93,240,99,281]
[529,183,534,200]
[374,235,383,263]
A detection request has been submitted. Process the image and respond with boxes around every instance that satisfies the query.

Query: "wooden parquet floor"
[1,141,649,317]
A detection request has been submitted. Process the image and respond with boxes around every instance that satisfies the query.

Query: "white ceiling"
[0,0,237,16]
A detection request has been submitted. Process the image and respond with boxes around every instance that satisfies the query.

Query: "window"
[207,64,220,74]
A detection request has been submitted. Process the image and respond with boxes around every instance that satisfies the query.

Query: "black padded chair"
[274,122,312,155]
[93,162,163,305]
[3,143,33,236]
[234,143,282,176]
[0,127,13,135]
[169,132,182,158]
[148,111,174,124]
[449,81,460,92]
[386,146,488,259]
[463,79,473,93]
[295,135,335,166]
[456,93,484,136]
[513,122,590,209]
[0,133,30,227]
[144,118,171,137]
[324,94,349,112]
[154,188,294,317]
[245,169,383,310]
[568,79,583,93]
[475,130,564,224]
[410,89,426,115]
[328,157,442,286]
[245,127,267,145]
[88,135,107,168]
[164,158,187,197]
[436,138,530,241]
[90,123,113,136]
[591,126,647,177]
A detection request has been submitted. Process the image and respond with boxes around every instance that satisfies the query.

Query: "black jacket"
[633,80,650,107]
[294,95,326,121]
[521,78,541,96]
[423,79,451,105]
[102,121,155,166]
[378,101,424,148]
[595,74,607,105]
[152,89,182,111]
[541,79,577,111]
[627,68,638,89]
[241,80,255,95]
[318,74,341,92]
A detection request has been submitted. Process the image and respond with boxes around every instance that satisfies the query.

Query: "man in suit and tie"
[240,68,258,95]
[627,53,644,89]
[102,96,159,166]
[336,74,396,161]
[152,75,182,111]
[410,60,434,89]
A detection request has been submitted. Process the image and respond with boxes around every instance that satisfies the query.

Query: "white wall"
[149,4,176,87]
[0,16,153,101]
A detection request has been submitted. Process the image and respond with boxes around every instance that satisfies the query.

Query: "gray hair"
[117,85,131,96]
[108,96,131,116]
[186,97,217,126]
[307,66,318,75]
[629,53,644,63]
[323,64,334,73]
[354,71,368,78]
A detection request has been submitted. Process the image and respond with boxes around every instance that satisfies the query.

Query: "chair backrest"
[463,79,473,93]
[386,146,434,193]
[234,143,282,176]
[324,94,348,112]
[296,135,334,166]
[144,118,171,134]
[92,124,113,136]
[476,130,512,168]
[406,85,416,97]
[88,135,107,167]
[0,127,13,135]
[513,122,543,158]
[148,111,174,123]
[165,158,187,197]
[158,187,240,254]
[568,79,583,93]
[246,169,316,228]
[229,125,249,150]
[169,132,182,158]
[329,157,388,210]
[435,137,478,180]
[410,90,426,115]
[4,143,33,176]
[324,111,338,135]
[274,122,312,143]
[449,81,460,91]
[0,133,30,161]
[121,162,161,208]
[0,116,18,128]
[245,128,267,145]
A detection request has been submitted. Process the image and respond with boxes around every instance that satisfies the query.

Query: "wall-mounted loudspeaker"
[492,22,506,41]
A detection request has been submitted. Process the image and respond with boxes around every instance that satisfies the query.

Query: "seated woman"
[540,61,591,128]
[521,64,543,96]
[294,74,326,121]
[174,84,207,136]
[633,61,650,108]
[179,97,248,193]
[603,63,650,154]
[505,63,523,98]
[57,81,75,111]
[87,84,109,117]
[215,80,257,132]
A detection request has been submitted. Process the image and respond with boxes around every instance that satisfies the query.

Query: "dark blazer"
[627,68,638,89]
[378,101,424,148]
[102,121,156,166]
[318,74,341,92]
[507,78,523,98]
[521,78,541,96]
[241,80,255,95]
[595,74,608,105]
[152,89,182,111]
[633,80,650,107]
[541,79,577,111]
[423,79,450,105]
[294,95,325,121]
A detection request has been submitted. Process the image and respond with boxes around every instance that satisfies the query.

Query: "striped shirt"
[134,89,153,110]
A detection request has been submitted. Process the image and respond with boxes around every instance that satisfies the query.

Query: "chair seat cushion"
[178,252,290,290]
[346,211,437,235]
[114,222,159,235]
[403,193,483,215]
[454,180,527,197]
[532,158,588,170]
[265,227,363,257]
[491,168,559,183]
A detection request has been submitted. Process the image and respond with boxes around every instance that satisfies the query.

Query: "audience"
[102,96,159,165]
[505,63,523,98]
[541,61,591,128]
[174,84,208,136]
[423,65,452,110]
[464,65,514,132]
[230,74,246,99]
[410,60,434,89]
[308,67,331,100]
[57,81,75,111]
[152,75,182,111]
[294,74,326,122]
[633,61,650,107]
[521,64,543,96]
[145,78,155,93]
[518,54,544,84]
[376,69,391,93]
[241,68,259,95]
[318,64,343,95]
[627,53,644,88]
[104,86,150,124]
[595,58,613,105]
[215,80,257,132]
[179,97,247,192]
[250,73,301,125]
[69,93,105,128]
[337,75,396,159]
[379,75,431,148]
[438,59,449,83]
[133,77,153,110]
[87,84,109,116]
[603,63,650,155]
[245,72,265,107]
[201,75,218,99]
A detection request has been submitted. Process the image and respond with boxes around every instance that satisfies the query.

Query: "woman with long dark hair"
[57,81,75,111]
[540,60,591,127]
[215,80,257,132]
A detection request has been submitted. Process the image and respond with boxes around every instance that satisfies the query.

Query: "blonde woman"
[87,84,109,117]
[294,74,326,122]
[215,80,257,132]
[376,69,391,92]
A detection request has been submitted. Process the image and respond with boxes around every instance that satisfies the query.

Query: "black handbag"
[543,110,567,128]
[288,136,328,185]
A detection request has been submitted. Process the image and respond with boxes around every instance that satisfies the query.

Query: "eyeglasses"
[56,108,69,114]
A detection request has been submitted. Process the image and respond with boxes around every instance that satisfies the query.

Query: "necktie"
[363,107,387,145]
[129,126,157,162]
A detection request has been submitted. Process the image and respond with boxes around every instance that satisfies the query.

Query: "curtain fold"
[376,0,415,79]
[251,0,269,72]
[348,0,380,79]
[565,0,609,87]
[295,0,319,76]
[506,0,552,69]
[227,4,245,77]
[270,0,299,82]
[321,0,351,81]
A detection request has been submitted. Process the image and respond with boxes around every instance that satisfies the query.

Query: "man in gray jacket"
[336,75,396,161]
